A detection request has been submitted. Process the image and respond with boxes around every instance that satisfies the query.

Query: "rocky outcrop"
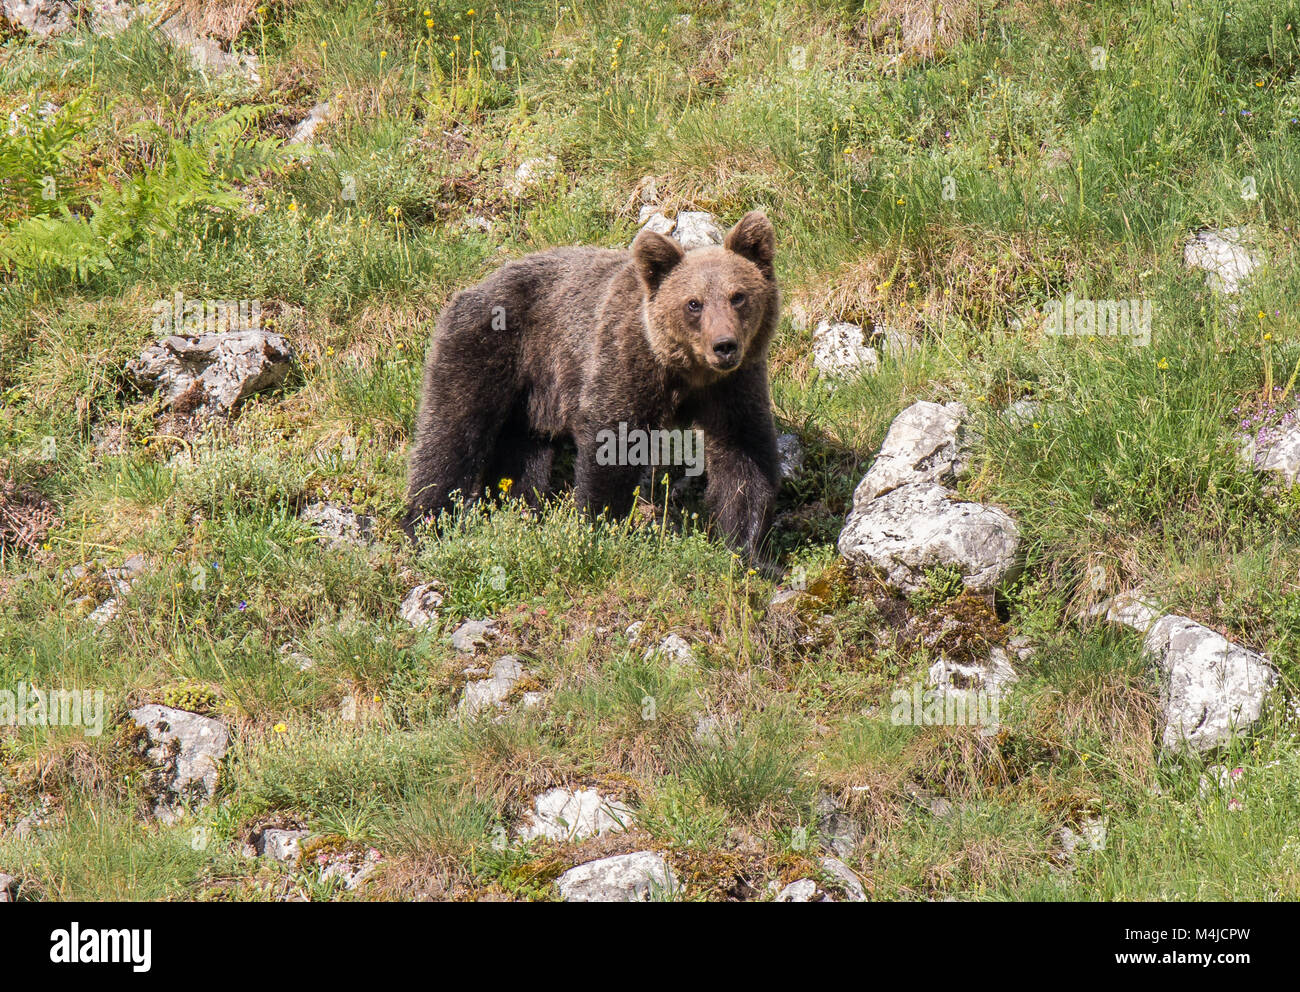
[839,402,1018,593]
[127,331,293,416]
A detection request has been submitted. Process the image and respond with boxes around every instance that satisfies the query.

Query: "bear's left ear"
[725,211,776,280]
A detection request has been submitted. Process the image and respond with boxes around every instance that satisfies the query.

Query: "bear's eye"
[686,299,702,313]
[730,292,746,307]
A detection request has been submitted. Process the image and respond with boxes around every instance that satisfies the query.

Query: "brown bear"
[403,210,782,571]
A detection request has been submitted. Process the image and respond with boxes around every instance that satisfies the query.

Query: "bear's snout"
[712,338,743,364]
[703,306,744,371]
[711,337,739,367]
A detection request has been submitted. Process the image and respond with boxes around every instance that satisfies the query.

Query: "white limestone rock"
[837,482,1020,594]
[515,786,635,843]
[853,400,969,502]
[813,320,879,378]
[556,851,676,902]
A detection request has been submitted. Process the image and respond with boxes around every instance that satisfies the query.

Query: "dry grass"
[857,0,981,61]
[155,0,266,42]
[0,460,59,555]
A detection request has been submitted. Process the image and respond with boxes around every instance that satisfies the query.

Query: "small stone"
[818,856,867,902]
[1004,398,1044,426]
[1199,764,1245,797]
[1058,817,1107,861]
[1097,596,1278,750]
[87,598,121,628]
[644,633,696,666]
[301,501,374,548]
[869,324,921,358]
[556,851,676,902]
[774,878,821,902]
[813,320,879,378]
[278,643,315,671]
[816,795,864,859]
[1143,615,1277,752]
[65,556,147,629]
[927,649,1018,697]
[927,797,954,818]
[10,800,50,840]
[638,211,676,237]
[506,155,558,198]
[318,847,382,890]
[459,655,532,718]
[693,713,723,744]
[671,211,725,250]
[515,786,635,843]
[451,618,499,654]
[401,581,445,629]
[786,299,813,332]
[1,0,75,37]
[1184,227,1259,295]
[159,20,261,83]
[257,828,309,863]
[768,587,804,608]
[127,705,230,821]
[289,102,331,145]
[1095,589,1162,631]
[1241,421,1300,485]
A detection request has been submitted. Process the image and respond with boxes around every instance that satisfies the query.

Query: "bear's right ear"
[724,211,775,281]
[632,229,685,295]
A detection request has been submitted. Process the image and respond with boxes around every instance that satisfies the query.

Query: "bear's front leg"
[575,423,644,522]
[692,365,781,575]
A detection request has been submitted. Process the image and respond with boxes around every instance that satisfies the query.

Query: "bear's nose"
[712,339,739,362]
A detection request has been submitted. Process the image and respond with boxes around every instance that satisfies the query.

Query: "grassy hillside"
[2,0,1300,900]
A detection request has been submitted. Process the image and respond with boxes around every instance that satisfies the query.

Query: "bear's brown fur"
[404,211,782,570]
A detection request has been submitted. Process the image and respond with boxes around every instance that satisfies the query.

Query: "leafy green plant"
[0,104,291,283]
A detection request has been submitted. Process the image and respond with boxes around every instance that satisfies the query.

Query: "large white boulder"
[838,482,1020,594]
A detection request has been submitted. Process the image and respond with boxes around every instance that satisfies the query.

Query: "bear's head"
[632,211,778,385]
